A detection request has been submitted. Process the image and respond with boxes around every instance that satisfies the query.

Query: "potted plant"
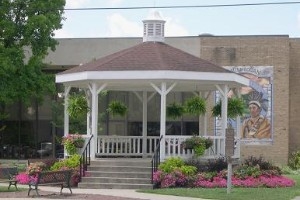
[107,100,128,117]
[181,135,213,157]
[61,133,85,155]
[211,97,246,119]
[184,96,206,116]
[167,102,185,119]
[67,93,90,119]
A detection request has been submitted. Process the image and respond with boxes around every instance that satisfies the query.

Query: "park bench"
[28,170,73,196]
[0,167,18,190]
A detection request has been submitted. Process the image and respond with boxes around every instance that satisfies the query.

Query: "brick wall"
[199,36,290,164]
[289,39,300,154]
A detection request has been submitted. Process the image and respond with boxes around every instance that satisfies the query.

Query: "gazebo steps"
[78,158,153,189]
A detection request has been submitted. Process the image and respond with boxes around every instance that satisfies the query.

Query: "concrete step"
[91,158,151,165]
[78,182,153,189]
[87,171,151,178]
[91,158,152,167]
[81,177,151,184]
[87,165,152,173]
[81,158,153,190]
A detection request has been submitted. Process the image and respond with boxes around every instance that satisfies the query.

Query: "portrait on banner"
[224,66,273,144]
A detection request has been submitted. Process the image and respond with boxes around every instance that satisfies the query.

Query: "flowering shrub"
[26,162,46,175]
[50,154,81,186]
[153,170,295,189]
[16,162,46,185]
[154,156,295,189]
[154,170,189,188]
[15,173,32,184]
[62,133,85,155]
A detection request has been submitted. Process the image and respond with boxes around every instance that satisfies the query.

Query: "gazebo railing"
[96,135,240,159]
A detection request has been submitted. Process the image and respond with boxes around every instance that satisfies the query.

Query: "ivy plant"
[107,100,128,117]
[67,93,90,119]
[184,96,206,116]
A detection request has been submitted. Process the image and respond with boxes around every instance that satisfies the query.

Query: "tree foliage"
[0,0,65,106]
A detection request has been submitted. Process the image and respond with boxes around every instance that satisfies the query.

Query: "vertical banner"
[223,66,273,145]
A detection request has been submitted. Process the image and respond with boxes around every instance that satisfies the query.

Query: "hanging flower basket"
[212,97,246,118]
[167,102,185,119]
[107,100,128,117]
[67,93,90,119]
[184,96,206,116]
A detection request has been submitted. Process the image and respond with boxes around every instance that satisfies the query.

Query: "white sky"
[54,0,300,38]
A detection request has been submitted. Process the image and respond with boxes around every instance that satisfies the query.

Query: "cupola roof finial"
[143,10,165,42]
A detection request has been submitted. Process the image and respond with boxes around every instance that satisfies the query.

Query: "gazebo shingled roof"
[59,42,232,74]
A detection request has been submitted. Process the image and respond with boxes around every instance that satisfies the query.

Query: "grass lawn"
[0,186,26,192]
[139,175,300,200]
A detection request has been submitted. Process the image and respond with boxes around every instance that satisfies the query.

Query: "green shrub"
[179,165,197,176]
[234,165,262,179]
[50,154,81,171]
[185,157,227,173]
[288,151,300,170]
[198,171,218,181]
[206,157,228,172]
[158,157,185,173]
[243,156,281,173]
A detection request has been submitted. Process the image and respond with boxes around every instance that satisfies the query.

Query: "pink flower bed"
[153,170,295,188]
[16,172,38,184]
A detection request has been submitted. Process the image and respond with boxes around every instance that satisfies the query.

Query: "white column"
[151,82,176,161]
[90,83,98,160]
[63,86,71,158]
[235,88,241,158]
[142,92,147,157]
[160,82,167,160]
[216,84,229,156]
[134,91,156,157]
[86,90,92,136]
[88,83,107,160]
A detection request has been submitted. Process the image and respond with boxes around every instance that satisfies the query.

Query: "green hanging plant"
[167,102,185,119]
[107,100,128,117]
[184,96,206,116]
[212,97,246,118]
[67,93,90,119]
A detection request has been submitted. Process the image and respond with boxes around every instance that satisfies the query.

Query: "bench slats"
[28,170,73,196]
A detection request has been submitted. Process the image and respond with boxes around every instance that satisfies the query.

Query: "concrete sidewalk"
[0,183,208,200]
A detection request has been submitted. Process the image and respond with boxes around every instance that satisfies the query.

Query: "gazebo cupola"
[143,11,165,42]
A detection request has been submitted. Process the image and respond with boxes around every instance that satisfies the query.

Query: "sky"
[54,0,300,38]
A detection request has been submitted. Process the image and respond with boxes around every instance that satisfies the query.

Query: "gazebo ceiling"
[56,42,249,91]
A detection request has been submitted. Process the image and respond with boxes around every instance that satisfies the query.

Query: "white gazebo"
[56,12,249,160]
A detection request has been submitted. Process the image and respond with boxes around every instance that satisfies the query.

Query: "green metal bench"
[0,167,18,190]
[28,170,73,196]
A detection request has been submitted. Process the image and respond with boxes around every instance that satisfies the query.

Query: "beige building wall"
[199,35,290,165]
[289,39,300,154]
[45,37,201,69]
